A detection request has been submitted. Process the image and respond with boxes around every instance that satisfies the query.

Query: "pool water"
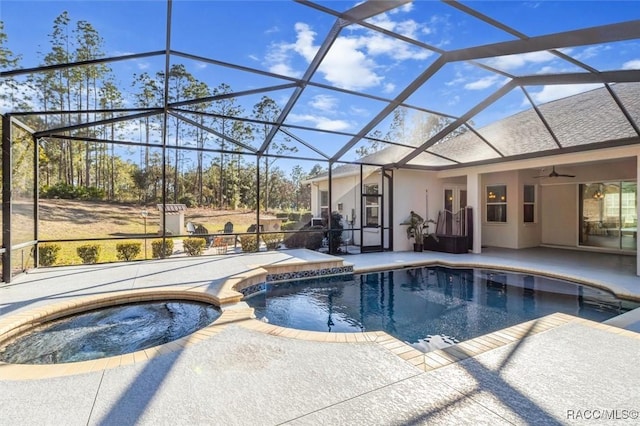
[248,266,639,352]
[0,301,220,364]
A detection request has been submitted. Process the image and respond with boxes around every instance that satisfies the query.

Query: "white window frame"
[523,184,536,223]
[486,184,507,223]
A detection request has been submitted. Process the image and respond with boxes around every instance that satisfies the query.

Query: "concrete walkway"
[1,248,639,425]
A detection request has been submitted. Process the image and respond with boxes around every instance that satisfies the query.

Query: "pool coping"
[1,257,638,380]
[353,259,640,303]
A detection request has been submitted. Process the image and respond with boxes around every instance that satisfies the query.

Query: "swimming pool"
[247,266,639,352]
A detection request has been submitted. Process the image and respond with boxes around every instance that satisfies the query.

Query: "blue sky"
[2,1,640,164]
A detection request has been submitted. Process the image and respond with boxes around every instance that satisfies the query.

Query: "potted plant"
[401,211,437,252]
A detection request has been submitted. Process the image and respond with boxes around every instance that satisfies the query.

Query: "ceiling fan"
[533,166,575,178]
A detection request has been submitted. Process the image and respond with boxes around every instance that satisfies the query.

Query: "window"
[320,190,329,220]
[524,185,535,223]
[363,184,379,227]
[486,185,507,222]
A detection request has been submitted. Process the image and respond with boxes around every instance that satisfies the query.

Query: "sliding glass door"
[579,181,637,251]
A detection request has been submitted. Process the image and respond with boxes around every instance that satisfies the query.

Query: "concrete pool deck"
[1,247,639,425]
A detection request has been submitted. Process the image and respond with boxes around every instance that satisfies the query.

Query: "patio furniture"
[220,221,238,249]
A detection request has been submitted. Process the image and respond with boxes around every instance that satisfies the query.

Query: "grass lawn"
[3,199,290,266]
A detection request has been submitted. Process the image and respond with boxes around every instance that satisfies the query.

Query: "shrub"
[77,244,100,264]
[40,182,105,200]
[283,231,305,248]
[116,242,142,261]
[183,237,206,256]
[281,222,300,231]
[179,194,196,208]
[288,212,301,222]
[151,239,174,258]
[276,212,289,219]
[283,226,324,250]
[38,243,61,266]
[262,233,283,250]
[239,235,259,253]
[327,211,344,254]
[305,226,325,250]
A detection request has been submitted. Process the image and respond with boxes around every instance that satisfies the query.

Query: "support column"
[637,155,639,276]
[2,115,12,282]
[467,171,482,254]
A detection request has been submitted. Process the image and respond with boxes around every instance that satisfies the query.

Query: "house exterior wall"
[394,169,442,251]
[308,148,637,258]
[481,170,519,248]
[539,157,637,248]
[541,184,578,246]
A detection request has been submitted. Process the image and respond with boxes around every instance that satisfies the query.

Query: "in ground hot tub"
[0,298,220,365]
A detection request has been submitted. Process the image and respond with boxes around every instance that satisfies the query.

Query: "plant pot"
[413,243,423,252]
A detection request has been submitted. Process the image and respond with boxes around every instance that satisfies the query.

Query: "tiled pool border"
[1,256,638,381]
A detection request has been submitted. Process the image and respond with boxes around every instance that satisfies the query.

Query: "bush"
[281,222,301,231]
[262,233,283,250]
[283,226,324,250]
[283,231,305,249]
[179,194,196,208]
[276,212,289,219]
[116,242,142,261]
[328,211,344,254]
[38,243,60,266]
[40,182,105,200]
[239,235,259,253]
[305,226,325,250]
[183,237,207,256]
[151,239,174,258]
[77,244,100,264]
[288,212,301,222]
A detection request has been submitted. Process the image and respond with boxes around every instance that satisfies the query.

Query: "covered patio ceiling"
[2,0,640,170]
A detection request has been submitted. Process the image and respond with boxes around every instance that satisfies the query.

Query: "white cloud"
[486,51,556,71]
[349,105,370,117]
[309,94,338,112]
[265,11,434,91]
[528,84,602,104]
[445,72,466,87]
[383,82,396,93]
[622,59,640,70]
[265,26,280,35]
[464,75,500,90]
[287,113,351,132]
[447,95,460,106]
[572,45,610,61]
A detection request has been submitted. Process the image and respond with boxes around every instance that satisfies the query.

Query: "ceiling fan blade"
[556,173,576,178]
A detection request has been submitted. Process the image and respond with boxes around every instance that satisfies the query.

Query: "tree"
[131,71,162,201]
[73,19,107,187]
[308,163,327,178]
[183,80,211,205]
[210,83,243,208]
[98,80,124,199]
[252,96,298,211]
[0,21,27,111]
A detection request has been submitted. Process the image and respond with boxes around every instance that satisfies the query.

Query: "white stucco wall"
[540,184,578,246]
[481,171,519,249]
[394,169,442,251]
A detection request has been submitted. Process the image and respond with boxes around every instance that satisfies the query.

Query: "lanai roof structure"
[2,0,640,168]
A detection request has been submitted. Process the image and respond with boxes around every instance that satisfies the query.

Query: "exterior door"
[443,186,467,235]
